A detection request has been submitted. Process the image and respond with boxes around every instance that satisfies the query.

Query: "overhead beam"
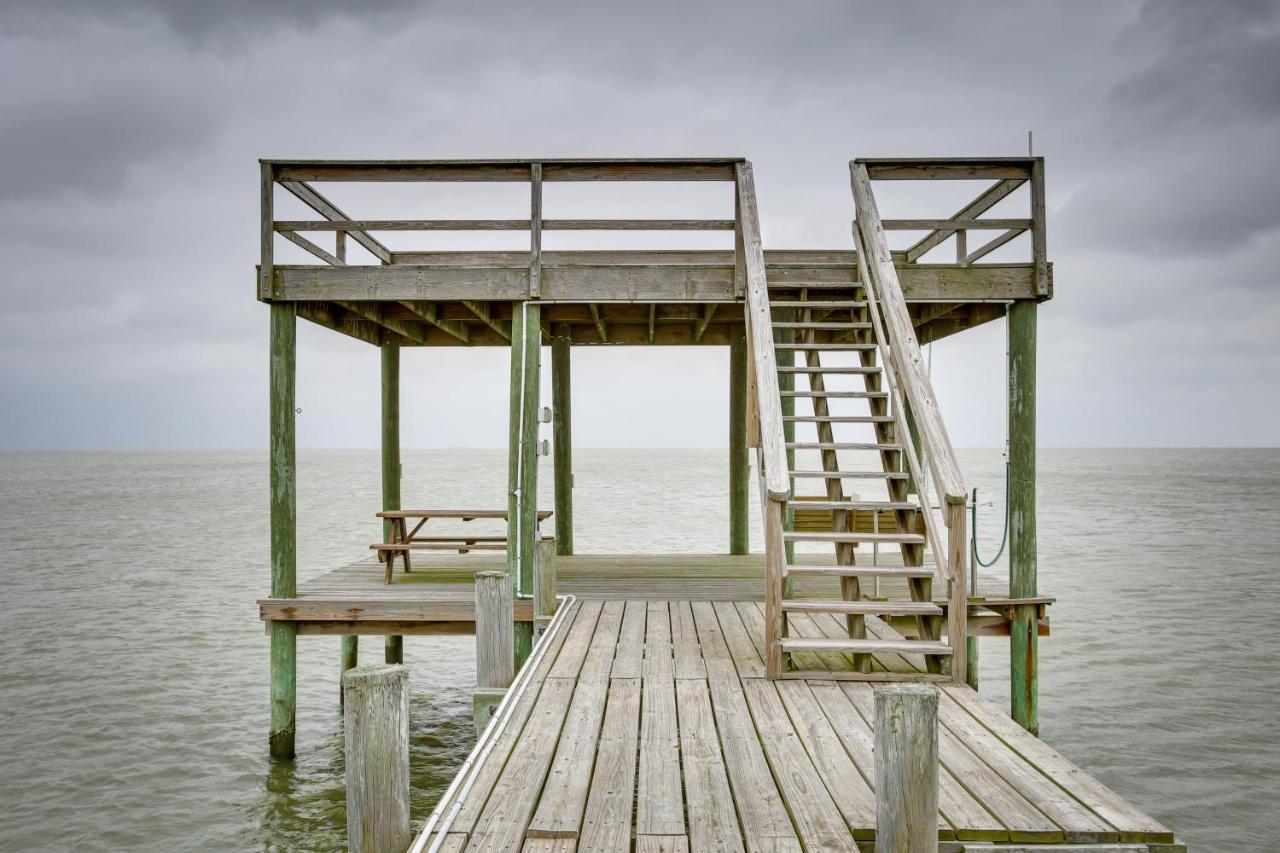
[338,301,430,345]
[462,300,511,340]
[297,301,398,346]
[271,261,1048,304]
[589,304,607,343]
[399,301,471,343]
[273,218,736,231]
[268,159,741,183]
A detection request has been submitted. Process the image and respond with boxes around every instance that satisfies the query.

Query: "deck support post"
[551,327,573,556]
[340,636,358,702]
[343,664,410,853]
[875,683,939,853]
[474,571,515,730]
[534,538,558,639]
[1008,300,1038,734]
[269,302,297,760]
[382,343,404,665]
[966,636,979,690]
[508,302,541,669]
[729,325,749,554]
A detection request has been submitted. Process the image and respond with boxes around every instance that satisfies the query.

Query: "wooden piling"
[473,570,515,729]
[269,302,297,760]
[729,325,749,554]
[534,537,558,636]
[874,683,939,853]
[966,636,979,690]
[343,664,410,853]
[508,303,541,669]
[1008,300,1038,734]
[340,636,359,702]
[382,343,404,666]
[551,327,573,556]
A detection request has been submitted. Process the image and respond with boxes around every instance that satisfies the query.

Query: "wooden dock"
[259,553,1052,640]
[414,597,1177,852]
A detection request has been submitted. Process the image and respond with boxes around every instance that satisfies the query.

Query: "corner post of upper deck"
[268,296,298,760]
[552,324,573,556]
[729,324,749,554]
[1008,157,1044,733]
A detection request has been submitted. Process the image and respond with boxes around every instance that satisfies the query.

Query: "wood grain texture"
[343,665,410,853]
[475,571,514,690]
[874,684,939,853]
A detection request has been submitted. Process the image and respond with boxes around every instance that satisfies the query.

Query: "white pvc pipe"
[407,593,575,853]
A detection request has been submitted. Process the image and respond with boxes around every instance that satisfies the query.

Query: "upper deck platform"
[258,157,1050,347]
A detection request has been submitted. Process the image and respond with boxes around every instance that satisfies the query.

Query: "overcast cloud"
[0,0,1276,449]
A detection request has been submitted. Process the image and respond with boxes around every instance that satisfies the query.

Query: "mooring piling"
[343,664,410,853]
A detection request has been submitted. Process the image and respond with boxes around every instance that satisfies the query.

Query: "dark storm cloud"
[0,0,419,41]
[0,89,214,199]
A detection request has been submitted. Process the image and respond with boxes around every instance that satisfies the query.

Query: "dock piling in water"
[269,301,297,761]
[874,683,939,853]
[343,664,410,853]
[474,570,515,729]
[382,343,404,666]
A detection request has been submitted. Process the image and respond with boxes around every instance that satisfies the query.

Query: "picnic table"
[371,509,553,584]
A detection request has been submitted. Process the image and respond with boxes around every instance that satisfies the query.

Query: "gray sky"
[1,0,1276,449]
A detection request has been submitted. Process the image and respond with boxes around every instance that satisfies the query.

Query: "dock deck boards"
[417,598,1173,852]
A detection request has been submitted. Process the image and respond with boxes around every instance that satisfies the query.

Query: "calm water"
[0,449,1276,850]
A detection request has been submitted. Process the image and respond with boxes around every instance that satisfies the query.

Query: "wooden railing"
[850,161,970,680]
[858,157,1047,296]
[735,162,791,677]
[259,157,745,300]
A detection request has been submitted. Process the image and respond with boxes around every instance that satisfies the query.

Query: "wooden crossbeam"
[589,304,608,343]
[904,179,1025,263]
[693,303,717,343]
[298,301,402,346]
[338,301,430,345]
[278,230,344,266]
[962,229,1024,265]
[272,219,736,231]
[279,181,392,264]
[399,301,471,343]
[462,301,511,340]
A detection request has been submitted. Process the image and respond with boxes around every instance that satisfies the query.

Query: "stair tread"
[783,531,925,544]
[784,415,894,423]
[777,366,881,374]
[771,300,868,309]
[781,599,944,616]
[772,321,872,329]
[781,637,952,655]
[790,470,909,479]
[768,281,860,289]
[780,390,888,398]
[786,564,935,578]
[775,343,878,351]
[786,442,901,450]
[788,499,919,511]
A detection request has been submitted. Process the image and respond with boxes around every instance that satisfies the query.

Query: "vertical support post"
[1008,299,1038,734]
[875,683,939,853]
[762,491,785,678]
[340,636,359,702]
[382,343,403,665]
[259,163,274,300]
[551,327,573,556]
[474,571,515,729]
[1030,158,1048,297]
[508,303,541,669]
[529,163,543,298]
[945,501,968,684]
[966,637,979,690]
[269,302,297,760]
[729,325,749,555]
[343,664,410,853]
[535,537,558,636]
[903,400,923,495]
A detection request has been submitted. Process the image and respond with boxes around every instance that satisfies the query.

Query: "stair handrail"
[735,162,790,502]
[849,162,966,507]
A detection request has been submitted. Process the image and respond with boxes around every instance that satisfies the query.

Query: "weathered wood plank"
[577,677,641,853]
[713,600,765,678]
[675,678,746,853]
[637,603,683,837]
[740,678,859,851]
[670,600,707,679]
[611,600,647,680]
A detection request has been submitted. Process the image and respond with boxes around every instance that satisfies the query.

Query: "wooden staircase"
[737,159,969,683]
